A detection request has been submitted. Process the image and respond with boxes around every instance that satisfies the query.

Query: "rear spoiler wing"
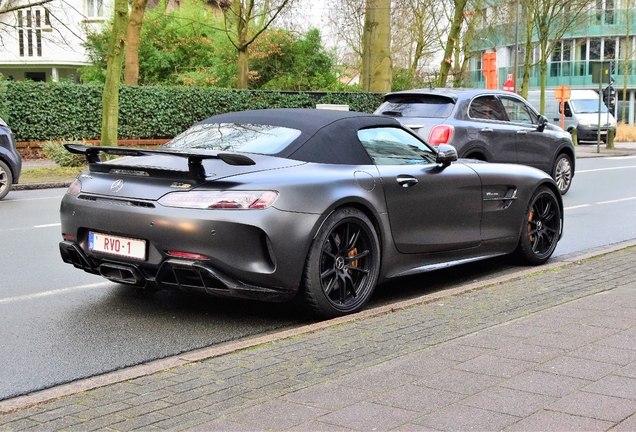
[64,144,256,180]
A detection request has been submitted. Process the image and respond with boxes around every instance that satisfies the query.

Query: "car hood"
[68,146,306,200]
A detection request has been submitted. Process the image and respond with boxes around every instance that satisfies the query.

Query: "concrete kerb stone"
[2,238,636,416]
[13,181,74,191]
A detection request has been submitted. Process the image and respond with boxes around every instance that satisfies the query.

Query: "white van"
[527,89,617,142]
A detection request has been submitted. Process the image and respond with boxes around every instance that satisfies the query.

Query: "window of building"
[17,9,44,57]
[589,38,602,60]
[604,38,616,61]
[606,0,614,25]
[87,0,104,18]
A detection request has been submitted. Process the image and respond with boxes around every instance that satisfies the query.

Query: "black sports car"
[59,108,564,318]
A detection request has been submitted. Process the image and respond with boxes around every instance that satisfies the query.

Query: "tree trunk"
[234,0,250,89]
[438,0,467,88]
[362,0,392,92]
[100,0,129,146]
[237,46,249,89]
[124,0,148,86]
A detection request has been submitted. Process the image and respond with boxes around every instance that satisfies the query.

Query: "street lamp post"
[513,0,520,93]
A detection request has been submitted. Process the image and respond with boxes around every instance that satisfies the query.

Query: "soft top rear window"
[376,95,455,118]
[162,123,301,154]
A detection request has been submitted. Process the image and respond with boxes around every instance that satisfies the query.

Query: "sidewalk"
[575,141,636,158]
[1,241,636,431]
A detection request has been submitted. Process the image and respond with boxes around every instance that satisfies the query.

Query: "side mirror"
[537,115,548,132]
[564,103,572,117]
[436,144,458,166]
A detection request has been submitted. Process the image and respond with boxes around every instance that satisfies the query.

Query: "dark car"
[0,117,21,200]
[375,88,576,194]
[59,108,563,318]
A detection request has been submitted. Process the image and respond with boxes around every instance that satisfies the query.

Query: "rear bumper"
[59,240,296,301]
[59,192,323,301]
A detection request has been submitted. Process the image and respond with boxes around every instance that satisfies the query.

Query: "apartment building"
[470,1,636,123]
[0,0,111,82]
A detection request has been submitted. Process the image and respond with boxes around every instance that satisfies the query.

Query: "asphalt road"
[1,154,636,401]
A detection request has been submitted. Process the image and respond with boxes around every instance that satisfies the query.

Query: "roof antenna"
[428,81,434,89]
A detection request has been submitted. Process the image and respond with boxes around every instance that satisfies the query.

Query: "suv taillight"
[428,125,454,145]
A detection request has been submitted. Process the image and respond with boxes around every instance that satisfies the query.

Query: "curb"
[13,181,74,191]
[2,238,636,414]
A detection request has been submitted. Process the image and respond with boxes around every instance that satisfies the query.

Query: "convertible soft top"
[197,108,403,165]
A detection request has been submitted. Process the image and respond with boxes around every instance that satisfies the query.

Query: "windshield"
[162,123,301,154]
[376,95,455,118]
[570,99,608,114]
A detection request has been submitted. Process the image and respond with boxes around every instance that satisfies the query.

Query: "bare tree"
[620,1,636,124]
[437,0,469,87]
[222,0,293,89]
[100,0,128,146]
[391,0,438,75]
[531,0,589,113]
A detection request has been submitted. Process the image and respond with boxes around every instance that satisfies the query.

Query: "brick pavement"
[1,243,636,431]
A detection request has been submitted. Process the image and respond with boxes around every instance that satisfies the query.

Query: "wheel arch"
[312,198,386,253]
[0,155,16,180]
[458,141,492,161]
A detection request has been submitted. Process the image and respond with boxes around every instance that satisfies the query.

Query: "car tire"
[515,186,561,265]
[552,153,573,195]
[302,207,380,318]
[0,160,13,200]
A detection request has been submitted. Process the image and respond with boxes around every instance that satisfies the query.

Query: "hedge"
[1,81,385,142]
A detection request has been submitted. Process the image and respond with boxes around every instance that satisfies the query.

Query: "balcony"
[471,60,636,90]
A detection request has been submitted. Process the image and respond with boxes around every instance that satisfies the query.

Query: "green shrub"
[5,81,385,143]
[41,142,87,167]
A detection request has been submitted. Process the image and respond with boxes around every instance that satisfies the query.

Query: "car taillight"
[67,178,82,196]
[428,125,454,145]
[158,191,278,210]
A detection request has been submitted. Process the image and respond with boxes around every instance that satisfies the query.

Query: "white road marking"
[0,282,112,305]
[576,164,636,173]
[565,196,636,211]
[596,197,636,205]
[34,223,61,228]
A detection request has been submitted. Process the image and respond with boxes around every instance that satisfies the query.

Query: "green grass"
[20,166,85,183]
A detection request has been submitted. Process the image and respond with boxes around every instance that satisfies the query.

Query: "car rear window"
[162,123,301,154]
[376,95,455,118]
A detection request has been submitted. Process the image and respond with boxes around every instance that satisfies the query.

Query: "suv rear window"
[376,95,455,118]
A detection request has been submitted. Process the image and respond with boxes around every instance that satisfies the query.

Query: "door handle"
[480,127,493,133]
[516,130,528,135]
[396,175,418,187]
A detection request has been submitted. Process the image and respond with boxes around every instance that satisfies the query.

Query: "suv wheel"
[553,153,573,195]
[0,160,13,200]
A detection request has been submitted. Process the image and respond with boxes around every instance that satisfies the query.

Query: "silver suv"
[375,88,576,194]
[0,117,21,200]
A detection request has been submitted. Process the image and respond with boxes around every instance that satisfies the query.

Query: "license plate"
[89,232,146,260]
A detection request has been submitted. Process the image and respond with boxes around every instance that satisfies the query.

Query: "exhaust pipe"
[99,262,145,286]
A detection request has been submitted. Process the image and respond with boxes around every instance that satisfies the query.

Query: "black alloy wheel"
[553,153,573,195]
[303,207,380,318]
[516,186,561,265]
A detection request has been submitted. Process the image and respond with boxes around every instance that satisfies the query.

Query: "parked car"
[526,89,617,142]
[0,117,21,200]
[375,88,576,194]
[59,108,563,318]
